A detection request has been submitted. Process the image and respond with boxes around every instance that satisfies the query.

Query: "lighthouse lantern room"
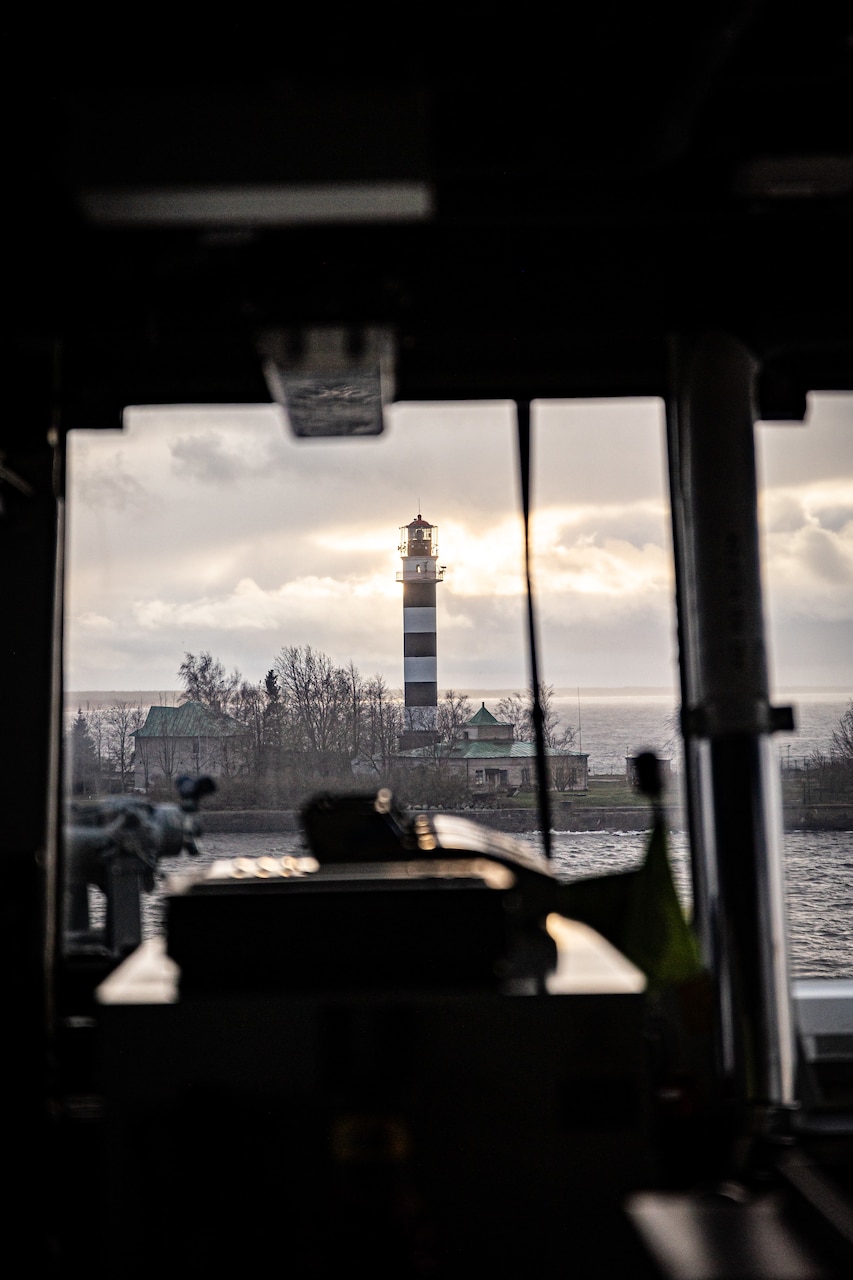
[397,514,445,749]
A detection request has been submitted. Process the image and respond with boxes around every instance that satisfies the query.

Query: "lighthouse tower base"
[398,727,441,752]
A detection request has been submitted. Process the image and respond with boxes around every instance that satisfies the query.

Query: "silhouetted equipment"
[97,793,652,1276]
[63,777,214,958]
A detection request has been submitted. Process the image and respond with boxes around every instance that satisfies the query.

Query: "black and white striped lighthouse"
[397,513,445,749]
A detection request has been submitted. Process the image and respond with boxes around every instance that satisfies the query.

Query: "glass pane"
[63,392,851,977]
[530,399,690,904]
[756,392,853,978]
[532,397,678,729]
[62,401,528,954]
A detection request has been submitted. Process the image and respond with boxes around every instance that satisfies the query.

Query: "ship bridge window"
[61,396,681,956]
[62,393,853,984]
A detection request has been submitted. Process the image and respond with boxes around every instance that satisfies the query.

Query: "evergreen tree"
[67,709,102,797]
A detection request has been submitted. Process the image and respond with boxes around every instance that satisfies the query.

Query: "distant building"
[395,701,588,793]
[626,754,672,784]
[461,702,514,744]
[133,701,245,790]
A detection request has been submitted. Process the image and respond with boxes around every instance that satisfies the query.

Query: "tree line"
[783,700,853,804]
[66,646,580,808]
[67,646,851,810]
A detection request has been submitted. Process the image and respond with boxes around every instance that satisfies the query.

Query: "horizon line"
[65,683,850,699]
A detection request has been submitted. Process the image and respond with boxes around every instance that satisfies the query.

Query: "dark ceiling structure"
[8,3,853,437]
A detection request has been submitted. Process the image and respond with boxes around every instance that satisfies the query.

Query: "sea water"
[146,826,852,980]
[547,690,851,774]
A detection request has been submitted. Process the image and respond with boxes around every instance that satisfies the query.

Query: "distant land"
[66,691,185,712]
[65,685,849,712]
[63,687,680,714]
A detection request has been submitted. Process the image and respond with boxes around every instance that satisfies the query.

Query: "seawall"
[199,804,852,836]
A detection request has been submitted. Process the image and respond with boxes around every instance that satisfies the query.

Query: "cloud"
[537,609,679,688]
[760,491,813,535]
[73,611,118,634]
[130,574,400,632]
[437,518,525,598]
[170,429,289,484]
[798,526,853,586]
[71,447,153,516]
[762,523,853,619]
[536,399,668,505]
[816,504,853,534]
[63,394,852,693]
[761,482,853,534]
[529,504,673,606]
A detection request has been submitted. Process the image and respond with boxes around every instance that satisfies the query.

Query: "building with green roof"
[396,701,588,794]
[133,701,246,790]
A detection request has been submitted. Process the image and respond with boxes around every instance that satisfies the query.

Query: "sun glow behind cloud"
[64,393,851,692]
[531,506,673,600]
[436,517,526,598]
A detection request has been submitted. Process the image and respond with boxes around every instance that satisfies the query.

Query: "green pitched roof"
[467,702,504,726]
[134,701,243,738]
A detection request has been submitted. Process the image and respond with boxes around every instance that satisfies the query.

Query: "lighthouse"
[397,513,445,749]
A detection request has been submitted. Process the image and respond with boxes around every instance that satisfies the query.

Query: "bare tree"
[495,692,526,741]
[831,699,853,760]
[85,705,109,779]
[663,708,683,771]
[104,700,144,793]
[364,675,403,771]
[537,684,568,749]
[178,650,241,714]
[343,659,366,759]
[818,699,853,800]
[496,683,576,749]
[152,719,181,787]
[273,645,355,780]
[437,689,472,748]
[230,679,266,780]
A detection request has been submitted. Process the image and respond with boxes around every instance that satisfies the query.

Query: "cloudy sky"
[64,392,852,697]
